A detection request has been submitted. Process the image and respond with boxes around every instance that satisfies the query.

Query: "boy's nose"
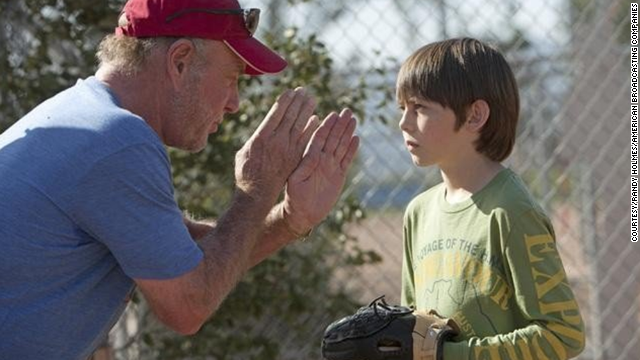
[399,111,412,132]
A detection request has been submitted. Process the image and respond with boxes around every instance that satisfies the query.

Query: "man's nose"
[225,86,240,114]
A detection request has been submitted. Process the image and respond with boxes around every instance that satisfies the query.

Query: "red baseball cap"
[115,0,288,75]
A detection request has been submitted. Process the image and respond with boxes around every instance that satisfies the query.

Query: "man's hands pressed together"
[234,88,319,208]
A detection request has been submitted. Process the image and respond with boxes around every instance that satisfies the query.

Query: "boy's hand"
[282,108,359,236]
[321,296,459,360]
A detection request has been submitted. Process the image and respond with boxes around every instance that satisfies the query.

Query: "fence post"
[581,162,602,360]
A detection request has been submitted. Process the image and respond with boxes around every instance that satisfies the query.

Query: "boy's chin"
[410,155,433,167]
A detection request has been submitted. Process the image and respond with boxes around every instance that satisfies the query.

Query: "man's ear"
[465,99,490,133]
[166,39,197,88]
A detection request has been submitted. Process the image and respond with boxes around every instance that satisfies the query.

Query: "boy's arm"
[444,210,586,360]
[401,218,417,308]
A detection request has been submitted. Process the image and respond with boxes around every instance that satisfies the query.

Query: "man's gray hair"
[96,14,207,75]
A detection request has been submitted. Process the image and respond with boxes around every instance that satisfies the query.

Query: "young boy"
[397,38,586,359]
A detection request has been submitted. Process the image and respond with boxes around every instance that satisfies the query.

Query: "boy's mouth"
[405,140,419,149]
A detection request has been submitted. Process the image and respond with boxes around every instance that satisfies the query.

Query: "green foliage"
[1,1,381,359]
[0,0,122,131]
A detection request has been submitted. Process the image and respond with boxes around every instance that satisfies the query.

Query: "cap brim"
[223,38,287,76]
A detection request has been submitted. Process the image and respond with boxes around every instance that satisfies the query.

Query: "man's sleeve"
[65,143,203,279]
[443,209,586,359]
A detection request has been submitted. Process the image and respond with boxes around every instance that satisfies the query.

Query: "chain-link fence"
[188,0,636,359]
[110,1,637,359]
[2,0,624,358]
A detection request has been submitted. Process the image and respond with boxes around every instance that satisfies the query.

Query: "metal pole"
[581,162,603,360]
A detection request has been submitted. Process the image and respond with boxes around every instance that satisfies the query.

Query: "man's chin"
[190,141,209,153]
[172,138,209,153]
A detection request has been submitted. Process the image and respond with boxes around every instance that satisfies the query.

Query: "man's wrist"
[279,203,313,239]
[231,187,274,219]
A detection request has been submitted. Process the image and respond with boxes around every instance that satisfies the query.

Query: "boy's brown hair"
[396,38,520,162]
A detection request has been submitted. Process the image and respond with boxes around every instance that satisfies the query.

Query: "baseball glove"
[321,296,459,360]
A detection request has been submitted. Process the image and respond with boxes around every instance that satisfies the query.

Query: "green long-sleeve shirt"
[401,169,585,359]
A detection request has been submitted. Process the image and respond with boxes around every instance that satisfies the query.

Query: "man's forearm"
[248,202,305,268]
[185,202,302,271]
[192,190,273,314]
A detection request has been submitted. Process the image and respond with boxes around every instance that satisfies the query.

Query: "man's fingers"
[300,115,321,154]
[340,136,360,171]
[275,87,308,133]
[323,108,352,155]
[292,96,317,137]
[254,90,295,135]
[334,116,357,160]
[288,114,329,183]
[307,112,338,155]
[289,149,321,183]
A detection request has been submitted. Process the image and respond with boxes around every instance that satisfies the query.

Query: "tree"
[1,1,380,359]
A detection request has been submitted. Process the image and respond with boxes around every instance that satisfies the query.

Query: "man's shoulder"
[63,77,162,149]
[0,77,168,197]
[14,76,163,157]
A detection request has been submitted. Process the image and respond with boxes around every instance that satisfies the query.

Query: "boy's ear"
[465,99,490,133]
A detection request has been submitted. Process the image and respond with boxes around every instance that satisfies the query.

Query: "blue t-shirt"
[0,77,204,359]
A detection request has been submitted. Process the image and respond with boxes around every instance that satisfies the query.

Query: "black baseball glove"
[321,296,459,360]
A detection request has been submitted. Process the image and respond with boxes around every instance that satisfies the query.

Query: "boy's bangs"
[395,49,447,106]
[396,65,421,105]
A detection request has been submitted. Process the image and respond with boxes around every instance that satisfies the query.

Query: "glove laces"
[368,295,414,318]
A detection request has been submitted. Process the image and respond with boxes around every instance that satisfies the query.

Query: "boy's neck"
[440,155,504,204]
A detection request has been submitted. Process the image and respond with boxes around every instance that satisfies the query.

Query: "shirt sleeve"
[65,143,203,279]
[443,209,586,360]
[401,211,416,308]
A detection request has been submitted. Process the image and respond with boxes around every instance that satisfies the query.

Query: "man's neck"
[439,155,504,204]
[95,64,166,140]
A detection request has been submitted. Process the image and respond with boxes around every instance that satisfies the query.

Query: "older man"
[0,0,359,358]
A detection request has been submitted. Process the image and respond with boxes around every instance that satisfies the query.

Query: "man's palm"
[283,110,359,234]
